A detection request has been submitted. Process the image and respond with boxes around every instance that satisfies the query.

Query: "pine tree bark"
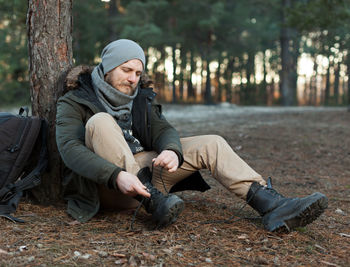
[27,0,73,203]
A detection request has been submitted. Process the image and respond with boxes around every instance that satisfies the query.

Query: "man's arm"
[150,103,183,170]
[56,97,122,188]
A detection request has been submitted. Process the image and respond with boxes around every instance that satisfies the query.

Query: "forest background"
[1,0,350,107]
[0,2,350,265]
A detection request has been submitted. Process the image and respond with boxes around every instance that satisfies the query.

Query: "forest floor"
[1,105,349,266]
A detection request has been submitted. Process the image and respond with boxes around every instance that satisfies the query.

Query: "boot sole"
[153,197,185,228]
[263,192,328,232]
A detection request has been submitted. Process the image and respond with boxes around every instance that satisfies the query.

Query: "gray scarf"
[92,64,137,118]
[91,64,144,154]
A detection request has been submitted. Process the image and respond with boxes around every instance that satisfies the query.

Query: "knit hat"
[100,39,145,75]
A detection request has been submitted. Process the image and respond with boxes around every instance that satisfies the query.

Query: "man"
[56,39,328,232]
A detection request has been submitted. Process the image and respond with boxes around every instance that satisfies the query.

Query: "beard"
[105,75,136,96]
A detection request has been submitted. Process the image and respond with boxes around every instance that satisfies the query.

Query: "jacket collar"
[63,65,156,112]
[64,65,93,93]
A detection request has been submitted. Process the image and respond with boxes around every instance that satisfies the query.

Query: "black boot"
[247,179,328,232]
[135,167,185,227]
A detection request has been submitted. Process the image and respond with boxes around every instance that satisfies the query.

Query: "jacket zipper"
[145,96,152,148]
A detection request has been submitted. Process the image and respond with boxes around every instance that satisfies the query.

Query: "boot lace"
[200,177,273,225]
[130,163,168,231]
[263,178,284,198]
[131,168,275,229]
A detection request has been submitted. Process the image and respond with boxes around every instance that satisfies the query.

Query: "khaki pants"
[85,112,265,210]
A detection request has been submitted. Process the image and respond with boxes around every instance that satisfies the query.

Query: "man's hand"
[116,171,150,198]
[152,150,179,172]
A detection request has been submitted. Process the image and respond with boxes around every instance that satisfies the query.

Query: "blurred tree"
[287,0,350,106]
[1,0,350,107]
[0,0,29,106]
[73,0,109,65]
[280,0,299,106]
[175,0,227,104]
[107,0,120,41]
[118,0,170,98]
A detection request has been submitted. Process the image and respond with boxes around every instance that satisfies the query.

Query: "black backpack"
[0,107,48,222]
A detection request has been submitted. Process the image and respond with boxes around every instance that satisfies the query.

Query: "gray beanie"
[100,39,146,75]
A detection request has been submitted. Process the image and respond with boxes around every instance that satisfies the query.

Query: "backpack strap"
[9,119,48,192]
[0,191,25,223]
[0,119,48,222]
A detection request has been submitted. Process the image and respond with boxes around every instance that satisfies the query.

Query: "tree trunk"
[342,76,347,105]
[280,0,296,106]
[204,59,213,104]
[144,51,150,74]
[172,45,177,103]
[259,51,268,105]
[27,0,73,203]
[303,76,309,105]
[245,52,256,104]
[333,60,340,105]
[161,48,167,99]
[324,59,331,105]
[200,59,205,102]
[187,50,195,100]
[308,56,317,105]
[179,47,186,101]
[312,57,318,105]
[152,49,161,99]
[347,56,350,111]
[291,35,300,104]
[225,57,234,103]
[216,53,222,102]
[108,0,119,41]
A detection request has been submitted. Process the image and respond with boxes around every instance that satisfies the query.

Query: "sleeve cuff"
[107,167,123,189]
[168,149,184,167]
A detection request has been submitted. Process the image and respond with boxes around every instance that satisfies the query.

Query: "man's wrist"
[108,168,123,189]
[167,149,183,167]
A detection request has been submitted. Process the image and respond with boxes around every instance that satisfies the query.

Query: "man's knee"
[86,112,115,131]
[183,135,228,153]
[204,135,228,148]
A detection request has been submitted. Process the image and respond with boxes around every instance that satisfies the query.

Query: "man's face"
[105,59,143,95]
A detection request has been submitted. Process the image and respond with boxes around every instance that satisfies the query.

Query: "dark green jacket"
[56,66,183,222]
[56,66,209,222]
